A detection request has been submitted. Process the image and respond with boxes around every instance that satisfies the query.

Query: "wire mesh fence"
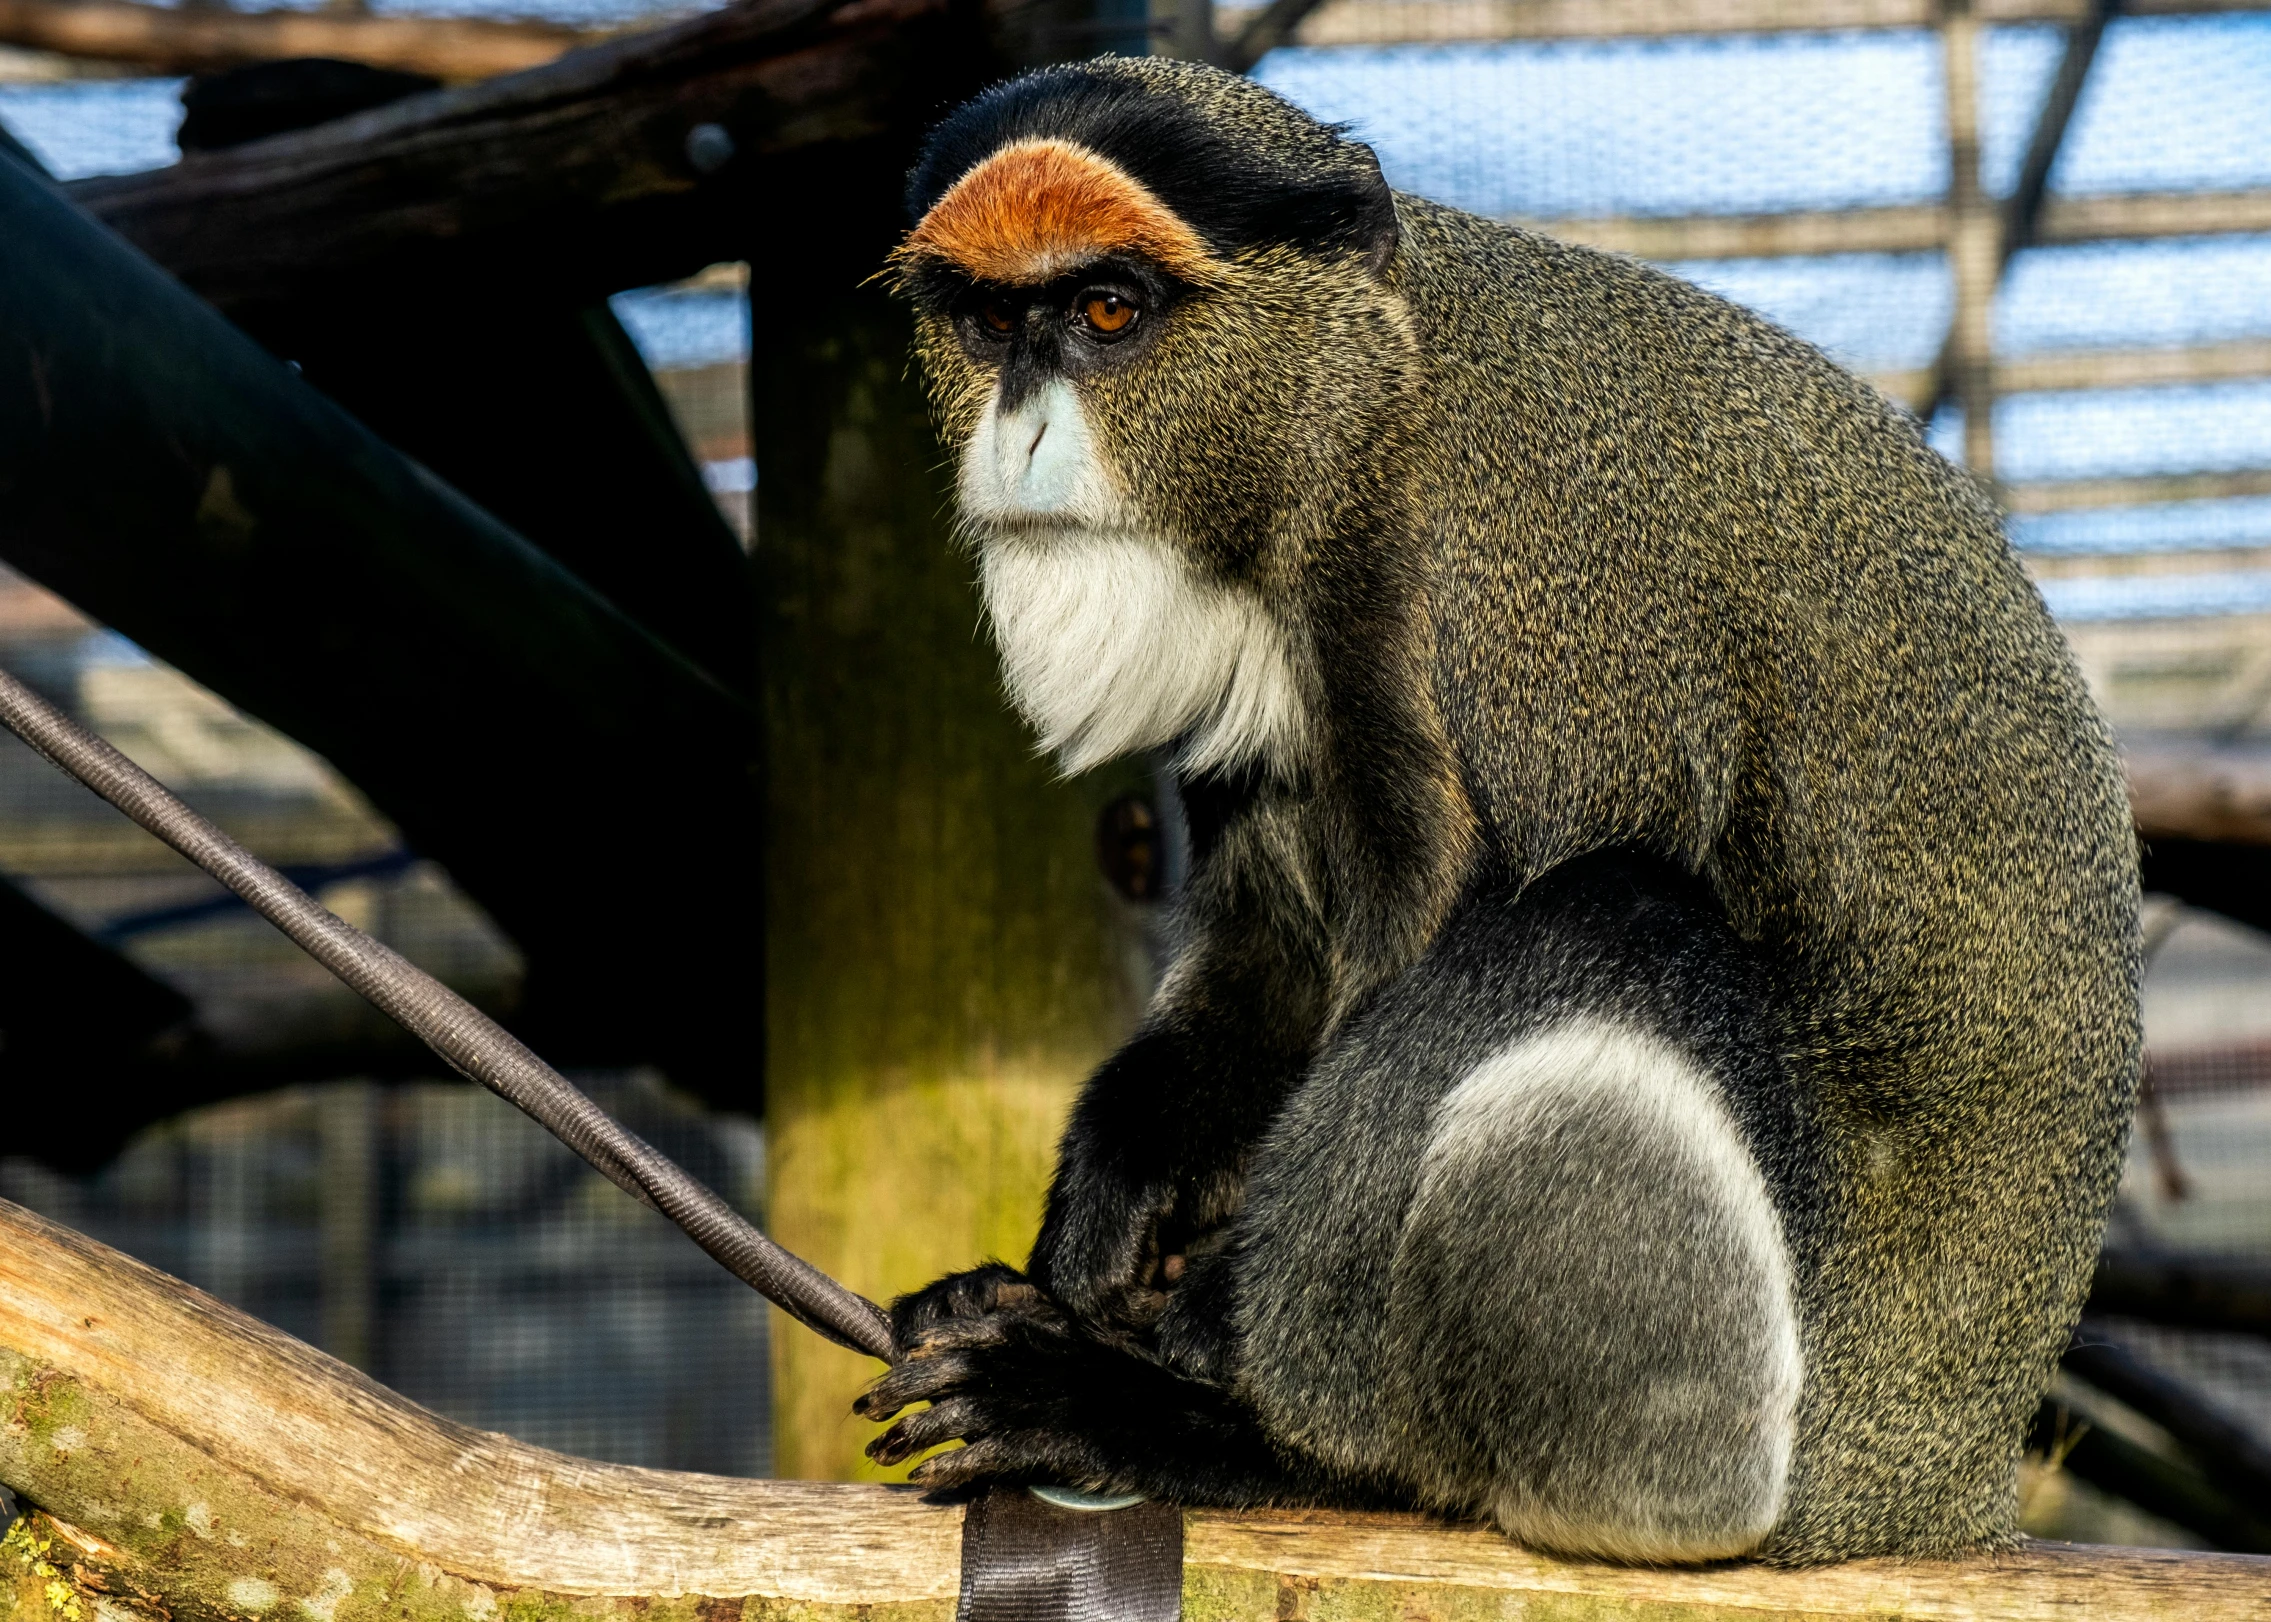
[0,1075,771,1476]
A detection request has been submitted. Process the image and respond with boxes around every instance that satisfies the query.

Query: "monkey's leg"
[1398,1020,1801,1558]
[1235,853,1812,1562]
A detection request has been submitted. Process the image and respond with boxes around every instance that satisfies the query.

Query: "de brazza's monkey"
[856,56,2141,1564]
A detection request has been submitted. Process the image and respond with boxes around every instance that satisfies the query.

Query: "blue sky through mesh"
[5,10,2267,619]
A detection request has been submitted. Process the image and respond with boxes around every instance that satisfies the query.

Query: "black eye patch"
[942,259,1183,366]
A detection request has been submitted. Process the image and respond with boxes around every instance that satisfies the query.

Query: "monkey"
[853,55,2141,1564]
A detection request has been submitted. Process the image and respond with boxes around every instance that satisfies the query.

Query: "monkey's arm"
[894,780,1332,1342]
[1026,904,1325,1333]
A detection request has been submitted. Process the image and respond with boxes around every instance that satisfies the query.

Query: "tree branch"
[2,1198,2269,1622]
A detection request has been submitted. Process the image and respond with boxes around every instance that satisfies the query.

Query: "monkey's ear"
[1350,143,1400,280]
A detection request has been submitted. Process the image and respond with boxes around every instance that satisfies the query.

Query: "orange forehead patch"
[897,139,1219,286]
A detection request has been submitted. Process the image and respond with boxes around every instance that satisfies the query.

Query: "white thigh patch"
[1399,1018,1803,1562]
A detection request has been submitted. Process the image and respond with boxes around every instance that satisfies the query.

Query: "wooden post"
[1941,0,2000,479]
[751,247,1151,1480]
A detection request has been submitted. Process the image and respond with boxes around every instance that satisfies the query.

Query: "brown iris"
[1082,292,1137,335]
[980,301,1017,334]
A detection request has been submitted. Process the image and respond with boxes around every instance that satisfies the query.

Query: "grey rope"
[0,662,897,1364]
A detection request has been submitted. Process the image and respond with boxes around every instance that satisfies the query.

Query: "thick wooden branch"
[0,0,589,82]
[66,0,993,314]
[2,1198,2268,1622]
[2092,1251,2271,1337]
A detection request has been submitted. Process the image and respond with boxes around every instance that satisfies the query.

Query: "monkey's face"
[894,73,1416,775]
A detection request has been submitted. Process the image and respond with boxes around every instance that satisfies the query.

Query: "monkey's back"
[1391,198,2140,1559]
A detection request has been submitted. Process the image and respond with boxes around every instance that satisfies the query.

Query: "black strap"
[957,1490,1183,1622]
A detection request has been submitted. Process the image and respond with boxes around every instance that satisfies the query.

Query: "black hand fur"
[859,1273,1374,1508]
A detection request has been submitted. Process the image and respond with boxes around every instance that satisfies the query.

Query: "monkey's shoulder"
[1383,195,2020,603]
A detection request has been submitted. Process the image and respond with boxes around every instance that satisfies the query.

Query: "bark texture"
[3,1198,2269,1622]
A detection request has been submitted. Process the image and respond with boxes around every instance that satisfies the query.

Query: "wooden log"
[0,872,190,1076]
[1532,201,1952,259]
[2041,188,2271,245]
[0,0,590,82]
[65,0,999,318]
[57,0,2271,320]
[2,1197,2269,1622]
[2028,544,2271,579]
[1211,0,2266,49]
[1939,0,2000,476]
[2138,839,2271,939]
[1869,336,2271,403]
[262,297,759,700]
[1902,0,2117,421]
[2092,1250,2271,1337]
[2006,469,2271,514]
[2127,744,2271,848]
[1996,338,2271,394]
[2064,1332,2271,1511]
[1522,187,2271,262]
[2038,1399,2271,1554]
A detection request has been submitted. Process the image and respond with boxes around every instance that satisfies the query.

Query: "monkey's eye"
[977,301,1017,336]
[1079,291,1138,337]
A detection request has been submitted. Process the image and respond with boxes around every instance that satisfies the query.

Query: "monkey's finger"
[900,1314,1020,1359]
[853,1350,976,1419]
[908,1436,1015,1494]
[867,1396,987,1467]
[986,1277,1044,1311]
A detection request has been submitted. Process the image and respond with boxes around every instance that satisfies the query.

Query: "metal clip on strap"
[956,1489,1183,1622]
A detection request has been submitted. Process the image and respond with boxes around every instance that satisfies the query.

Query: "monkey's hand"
[854,1286,1302,1506]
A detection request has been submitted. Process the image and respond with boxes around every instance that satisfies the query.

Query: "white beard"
[960,379,1309,778]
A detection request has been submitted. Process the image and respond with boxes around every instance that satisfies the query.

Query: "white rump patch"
[959,379,1308,776]
[1422,1018,1804,1562]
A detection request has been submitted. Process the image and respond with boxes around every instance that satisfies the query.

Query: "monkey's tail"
[0,662,899,1365]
